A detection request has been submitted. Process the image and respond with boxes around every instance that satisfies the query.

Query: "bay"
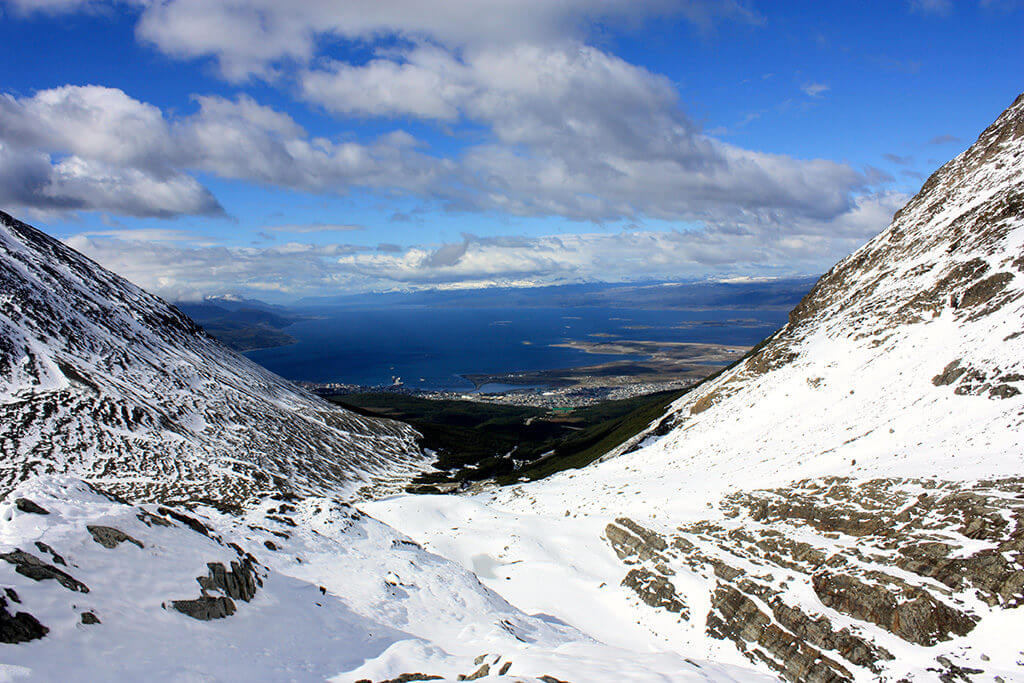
[244,305,787,392]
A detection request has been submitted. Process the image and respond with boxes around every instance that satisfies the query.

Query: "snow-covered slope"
[0,211,425,502]
[0,213,771,680]
[605,91,1024,488]
[0,477,766,681]
[367,93,1024,682]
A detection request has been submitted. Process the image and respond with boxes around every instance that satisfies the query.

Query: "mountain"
[366,94,1024,682]
[0,212,772,681]
[174,299,302,352]
[294,277,816,312]
[0,211,426,502]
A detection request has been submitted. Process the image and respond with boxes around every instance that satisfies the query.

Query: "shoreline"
[305,339,748,409]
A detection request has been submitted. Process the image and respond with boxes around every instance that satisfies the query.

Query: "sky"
[0,0,1021,302]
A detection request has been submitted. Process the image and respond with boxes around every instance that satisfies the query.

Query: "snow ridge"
[0,211,426,502]
[610,91,1024,487]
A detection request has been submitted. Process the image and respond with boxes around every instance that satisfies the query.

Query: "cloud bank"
[67,189,907,300]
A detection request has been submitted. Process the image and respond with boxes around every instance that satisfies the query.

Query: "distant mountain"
[295,277,817,312]
[0,211,426,502]
[175,299,303,351]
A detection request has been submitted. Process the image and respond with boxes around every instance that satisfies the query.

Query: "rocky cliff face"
[0,211,425,502]
[582,93,1024,681]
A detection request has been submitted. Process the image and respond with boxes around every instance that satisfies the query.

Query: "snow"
[0,477,770,682]
[0,212,429,501]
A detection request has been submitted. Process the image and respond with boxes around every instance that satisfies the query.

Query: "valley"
[0,45,1023,683]
[327,388,689,490]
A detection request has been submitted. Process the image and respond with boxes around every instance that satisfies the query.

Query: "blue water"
[244,306,786,392]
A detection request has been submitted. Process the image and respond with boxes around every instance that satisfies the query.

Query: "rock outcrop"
[607,476,1024,681]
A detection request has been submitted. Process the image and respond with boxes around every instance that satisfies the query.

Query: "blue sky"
[0,0,1021,301]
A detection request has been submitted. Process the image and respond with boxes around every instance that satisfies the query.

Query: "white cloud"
[127,0,761,81]
[303,43,868,225]
[0,141,221,218]
[0,81,876,229]
[0,0,897,285]
[0,87,446,216]
[800,82,830,97]
[268,224,365,234]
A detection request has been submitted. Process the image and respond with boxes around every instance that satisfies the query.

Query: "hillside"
[367,93,1024,681]
[0,211,426,502]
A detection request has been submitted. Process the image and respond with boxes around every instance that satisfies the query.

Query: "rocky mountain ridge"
[0,211,426,502]
[580,92,1024,680]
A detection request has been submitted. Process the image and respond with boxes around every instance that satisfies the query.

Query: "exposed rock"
[169,596,236,621]
[989,383,1021,398]
[196,560,258,602]
[34,541,66,566]
[167,550,261,622]
[930,656,985,683]
[136,510,173,528]
[812,571,976,646]
[622,568,688,617]
[606,477,1024,681]
[87,525,144,549]
[0,596,48,643]
[13,498,49,515]
[80,611,100,625]
[458,663,489,680]
[707,583,852,683]
[933,359,966,386]
[354,675,442,683]
[0,549,89,593]
[960,271,1014,308]
[157,507,213,537]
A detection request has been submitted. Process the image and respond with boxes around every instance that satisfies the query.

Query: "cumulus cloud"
[800,82,830,97]
[0,86,446,217]
[303,43,869,224]
[126,0,761,81]
[0,80,877,230]
[0,141,222,218]
[0,0,898,287]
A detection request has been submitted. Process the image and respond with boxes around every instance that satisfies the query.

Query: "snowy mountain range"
[1,93,1023,681]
